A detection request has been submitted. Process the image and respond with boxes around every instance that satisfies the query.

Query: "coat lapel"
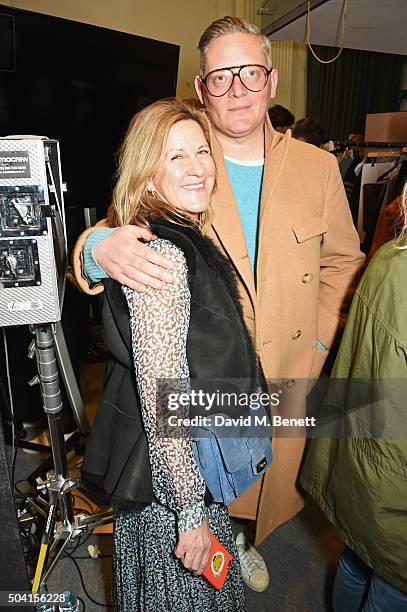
[259,116,291,225]
[208,119,291,307]
[209,132,256,305]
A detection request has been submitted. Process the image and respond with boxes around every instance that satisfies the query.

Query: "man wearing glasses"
[73,17,364,593]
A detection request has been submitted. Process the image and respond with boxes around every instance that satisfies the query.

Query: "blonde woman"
[300,183,407,611]
[82,99,253,611]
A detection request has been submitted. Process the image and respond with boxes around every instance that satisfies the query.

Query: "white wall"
[270,41,307,121]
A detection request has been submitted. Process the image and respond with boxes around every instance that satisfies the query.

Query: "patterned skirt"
[113,501,246,611]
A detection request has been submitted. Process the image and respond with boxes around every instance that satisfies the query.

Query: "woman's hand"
[174,515,212,575]
[92,225,174,291]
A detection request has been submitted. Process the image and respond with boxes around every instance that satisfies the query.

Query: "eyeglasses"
[201,64,272,97]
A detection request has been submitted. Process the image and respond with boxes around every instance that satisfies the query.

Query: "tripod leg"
[32,496,57,593]
[40,530,73,588]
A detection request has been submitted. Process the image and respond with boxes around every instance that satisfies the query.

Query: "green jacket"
[300,239,407,593]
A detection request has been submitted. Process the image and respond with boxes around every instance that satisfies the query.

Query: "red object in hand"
[202,533,233,589]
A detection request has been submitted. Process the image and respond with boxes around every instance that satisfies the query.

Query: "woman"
[300,184,407,610]
[82,99,254,611]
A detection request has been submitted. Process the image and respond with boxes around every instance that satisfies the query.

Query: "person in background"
[72,16,364,593]
[292,118,325,148]
[268,104,295,134]
[300,184,407,611]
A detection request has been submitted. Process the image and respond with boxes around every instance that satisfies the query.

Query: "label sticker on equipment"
[7,299,43,312]
[0,151,31,178]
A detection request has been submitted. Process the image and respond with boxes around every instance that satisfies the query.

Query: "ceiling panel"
[263,0,407,56]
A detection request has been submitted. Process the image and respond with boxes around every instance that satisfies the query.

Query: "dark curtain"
[306,45,404,139]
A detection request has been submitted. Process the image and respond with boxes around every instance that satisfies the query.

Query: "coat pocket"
[292,217,329,243]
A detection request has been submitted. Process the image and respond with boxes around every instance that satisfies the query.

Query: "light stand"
[0,137,112,599]
[29,323,112,594]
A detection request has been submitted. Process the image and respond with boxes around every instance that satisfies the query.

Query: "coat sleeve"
[71,218,109,295]
[317,155,365,351]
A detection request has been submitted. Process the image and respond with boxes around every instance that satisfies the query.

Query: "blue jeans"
[333,547,407,612]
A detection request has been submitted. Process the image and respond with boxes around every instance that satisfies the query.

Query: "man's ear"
[194,76,205,105]
[269,68,278,100]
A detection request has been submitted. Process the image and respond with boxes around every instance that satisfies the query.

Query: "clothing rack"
[366,150,404,158]
[333,140,407,149]
[333,142,407,161]
[335,139,406,256]
[355,152,406,252]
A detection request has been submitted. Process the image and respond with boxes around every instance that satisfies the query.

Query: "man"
[73,17,364,592]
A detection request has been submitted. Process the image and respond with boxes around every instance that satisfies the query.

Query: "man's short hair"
[268,105,295,130]
[198,16,272,76]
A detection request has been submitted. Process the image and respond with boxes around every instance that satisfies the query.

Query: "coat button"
[302,273,313,284]
[291,330,301,340]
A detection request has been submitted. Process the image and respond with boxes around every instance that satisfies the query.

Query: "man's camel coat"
[72,118,365,545]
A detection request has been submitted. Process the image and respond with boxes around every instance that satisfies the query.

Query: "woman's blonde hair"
[108,98,213,231]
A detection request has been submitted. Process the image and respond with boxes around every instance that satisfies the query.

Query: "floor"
[11,361,344,611]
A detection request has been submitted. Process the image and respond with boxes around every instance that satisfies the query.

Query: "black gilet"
[82,220,258,506]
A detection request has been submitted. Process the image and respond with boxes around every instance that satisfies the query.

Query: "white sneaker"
[236,531,270,593]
